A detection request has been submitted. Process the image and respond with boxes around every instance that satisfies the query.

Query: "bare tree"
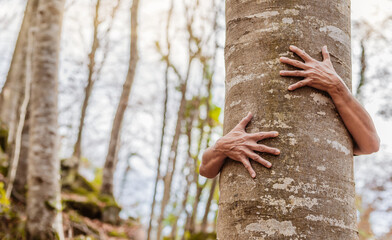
[156,2,200,238]
[66,0,121,172]
[101,0,140,196]
[147,1,174,239]
[26,0,65,238]
[218,0,357,239]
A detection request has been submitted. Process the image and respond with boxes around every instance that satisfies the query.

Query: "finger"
[288,79,312,91]
[279,57,308,69]
[234,112,253,130]
[249,131,279,141]
[246,151,272,169]
[240,157,256,178]
[322,45,331,62]
[280,70,307,78]
[249,144,280,155]
[289,45,313,62]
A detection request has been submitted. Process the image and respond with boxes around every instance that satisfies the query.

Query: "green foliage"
[0,182,10,214]
[208,104,221,126]
[163,213,177,226]
[0,183,25,240]
[91,167,103,191]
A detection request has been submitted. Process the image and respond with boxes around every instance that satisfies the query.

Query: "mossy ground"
[0,161,141,239]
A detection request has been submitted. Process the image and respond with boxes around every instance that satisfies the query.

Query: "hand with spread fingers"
[280,45,380,156]
[279,45,346,94]
[199,112,280,179]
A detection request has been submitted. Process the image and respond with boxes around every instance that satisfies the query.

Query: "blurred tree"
[156,1,201,238]
[65,0,121,173]
[26,0,65,238]
[218,0,357,239]
[101,0,140,197]
[0,0,39,202]
[147,1,174,239]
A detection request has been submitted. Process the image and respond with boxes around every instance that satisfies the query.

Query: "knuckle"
[258,145,266,152]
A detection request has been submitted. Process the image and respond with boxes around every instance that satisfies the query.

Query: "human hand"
[279,45,346,95]
[215,112,280,178]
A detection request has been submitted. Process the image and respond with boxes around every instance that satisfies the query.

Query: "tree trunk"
[101,0,140,196]
[147,2,173,239]
[156,81,188,240]
[26,0,65,238]
[11,106,29,202]
[218,1,357,239]
[5,27,33,199]
[0,0,38,143]
[67,0,101,170]
[200,178,217,233]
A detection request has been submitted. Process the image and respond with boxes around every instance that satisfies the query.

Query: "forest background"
[0,0,391,239]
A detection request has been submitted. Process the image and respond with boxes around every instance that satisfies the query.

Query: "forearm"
[328,80,380,155]
[199,143,226,179]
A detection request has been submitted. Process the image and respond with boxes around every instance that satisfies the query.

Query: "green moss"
[98,194,119,207]
[108,230,127,238]
[69,211,83,223]
[184,232,217,240]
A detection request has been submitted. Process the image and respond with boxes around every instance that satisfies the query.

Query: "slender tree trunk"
[0,0,38,144]
[147,2,173,239]
[356,39,366,103]
[218,1,357,239]
[157,22,196,239]
[6,27,33,199]
[200,178,217,233]
[26,0,65,239]
[67,0,102,170]
[11,106,30,202]
[156,80,189,240]
[101,0,140,196]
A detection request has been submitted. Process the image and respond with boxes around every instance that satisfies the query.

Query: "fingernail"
[273,131,279,136]
[288,86,293,90]
[276,149,280,154]
[267,162,272,168]
[252,173,256,178]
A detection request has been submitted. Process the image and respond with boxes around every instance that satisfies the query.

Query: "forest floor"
[0,168,144,240]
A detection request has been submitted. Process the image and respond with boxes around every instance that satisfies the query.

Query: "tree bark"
[218,1,357,239]
[26,0,65,238]
[101,0,140,196]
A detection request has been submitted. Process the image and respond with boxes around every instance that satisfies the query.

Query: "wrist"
[327,76,351,100]
[213,138,228,160]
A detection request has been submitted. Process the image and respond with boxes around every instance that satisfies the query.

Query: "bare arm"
[199,112,280,179]
[280,45,380,155]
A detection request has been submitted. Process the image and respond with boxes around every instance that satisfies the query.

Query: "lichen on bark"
[218,1,357,239]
